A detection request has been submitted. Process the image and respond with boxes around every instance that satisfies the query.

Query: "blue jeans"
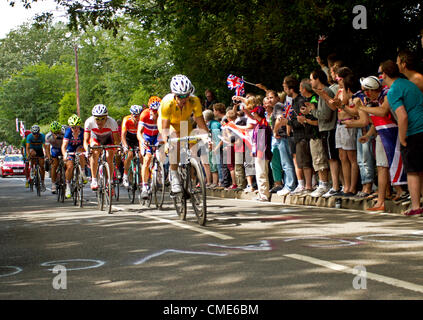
[272,137,297,191]
[357,128,375,185]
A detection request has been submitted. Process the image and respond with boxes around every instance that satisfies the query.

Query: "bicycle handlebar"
[168,134,210,143]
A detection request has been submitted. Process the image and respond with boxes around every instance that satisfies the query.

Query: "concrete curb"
[206,189,411,214]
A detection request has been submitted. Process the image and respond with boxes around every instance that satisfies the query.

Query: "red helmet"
[24,130,31,137]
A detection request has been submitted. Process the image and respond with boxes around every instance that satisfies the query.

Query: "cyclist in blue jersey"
[26,124,47,192]
[62,114,88,198]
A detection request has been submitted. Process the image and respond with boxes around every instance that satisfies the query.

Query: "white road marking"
[134,249,227,265]
[285,253,423,294]
[141,212,233,240]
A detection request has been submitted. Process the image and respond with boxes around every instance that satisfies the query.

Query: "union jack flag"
[282,99,294,119]
[318,35,327,44]
[227,74,245,96]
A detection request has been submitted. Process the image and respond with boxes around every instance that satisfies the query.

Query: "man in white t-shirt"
[83,104,120,190]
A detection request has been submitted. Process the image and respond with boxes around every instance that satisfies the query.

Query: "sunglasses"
[176,93,190,99]
[95,116,107,121]
[71,126,78,129]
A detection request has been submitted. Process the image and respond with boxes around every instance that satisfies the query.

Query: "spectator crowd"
[198,49,423,215]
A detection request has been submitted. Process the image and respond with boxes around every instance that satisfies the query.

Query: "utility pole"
[74,44,81,117]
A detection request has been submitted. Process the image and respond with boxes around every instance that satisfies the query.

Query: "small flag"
[227,74,245,96]
[318,35,327,44]
[16,118,19,132]
[283,100,294,120]
[20,121,25,138]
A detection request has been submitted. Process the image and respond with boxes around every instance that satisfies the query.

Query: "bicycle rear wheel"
[188,158,207,226]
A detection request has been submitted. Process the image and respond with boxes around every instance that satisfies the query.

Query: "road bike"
[141,143,167,210]
[168,134,208,226]
[55,156,66,203]
[127,146,142,204]
[67,151,86,208]
[29,157,43,197]
[88,145,121,214]
[112,154,121,202]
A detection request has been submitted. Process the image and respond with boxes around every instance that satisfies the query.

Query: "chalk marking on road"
[0,266,23,278]
[356,233,423,243]
[140,212,233,240]
[285,253,423,294]
[134,249,228,265]
[41,259,105,271]
[284,236,360,248]
[207,240,273,251]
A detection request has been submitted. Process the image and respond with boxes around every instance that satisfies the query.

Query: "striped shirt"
[139,109,159,137]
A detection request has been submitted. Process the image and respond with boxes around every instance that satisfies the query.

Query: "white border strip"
[285,253,423,294]
[141,212,233,240]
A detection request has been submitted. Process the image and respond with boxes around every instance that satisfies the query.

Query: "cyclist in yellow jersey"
[159,74,210,193]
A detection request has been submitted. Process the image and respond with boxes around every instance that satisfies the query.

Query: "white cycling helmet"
[31,124,41,134]
[129,105,142,115]
[92,104,108,116]
[360,76,381,90]
[170,74,195,95]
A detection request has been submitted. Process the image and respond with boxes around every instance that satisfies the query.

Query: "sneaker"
[41,182,46,192]
[207,183,217,189]
[226,184,238,190]
[65,184,71,198]
[310,185,330,198]
[91,179,98,191]
[322,188,341,198]
[291,185,305,196]
[141,186,149,200]
[244,185,255,193]
[254,196,269,202]
[122,175,129,189]
[51,184,57,194]
[270,185,284,193]
[276,187,291,196]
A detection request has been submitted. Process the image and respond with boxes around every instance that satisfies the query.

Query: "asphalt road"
[1,175,423,302]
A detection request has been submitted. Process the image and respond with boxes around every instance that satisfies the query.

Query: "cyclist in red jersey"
[121,105,143,188]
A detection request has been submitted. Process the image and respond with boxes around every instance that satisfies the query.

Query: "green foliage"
[58,91,77,125]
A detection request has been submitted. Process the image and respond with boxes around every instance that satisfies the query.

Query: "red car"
[0,154,25,177]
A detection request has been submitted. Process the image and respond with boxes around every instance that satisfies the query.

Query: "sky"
[0,0,66,39]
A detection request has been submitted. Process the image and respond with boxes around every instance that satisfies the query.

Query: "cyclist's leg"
[89,140,101,189]
[122,149,133,187]
[76,146,88,182]
[65,156,74,198]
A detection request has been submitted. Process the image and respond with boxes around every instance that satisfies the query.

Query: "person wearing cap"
[345,75,407,211]
[246,105,273,202]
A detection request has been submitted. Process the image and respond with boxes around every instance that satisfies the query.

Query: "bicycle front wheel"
[78,166,84,208]
[35,167,41,197]
[103,162,113,214]
[189,158,207,226]
[173,166,187,220]
[152,160,166,209]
